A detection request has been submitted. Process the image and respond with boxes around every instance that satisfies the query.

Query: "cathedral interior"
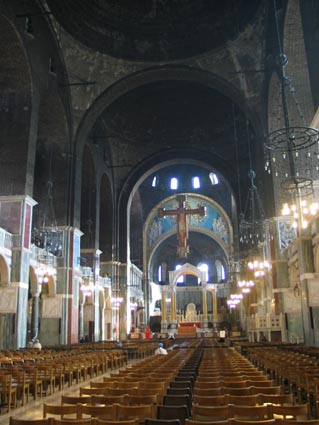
[1,0,319,349]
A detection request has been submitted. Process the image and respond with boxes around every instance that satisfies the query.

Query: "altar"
[179,322,201,328]
[159,263,219,333]
[177,322,199,337]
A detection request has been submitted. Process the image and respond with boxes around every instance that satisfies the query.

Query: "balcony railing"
[0,227,13,251]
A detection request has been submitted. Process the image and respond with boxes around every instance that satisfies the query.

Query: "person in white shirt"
[32,339,42,350]
[155,342,168,355]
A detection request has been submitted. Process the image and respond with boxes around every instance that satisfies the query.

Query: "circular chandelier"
[264,1,319,230]
[281,198,319,230]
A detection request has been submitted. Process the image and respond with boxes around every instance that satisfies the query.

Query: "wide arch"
[0,255,10,286]
[73,65,263,231]
[170,263,207,286]
[122,156,237,263]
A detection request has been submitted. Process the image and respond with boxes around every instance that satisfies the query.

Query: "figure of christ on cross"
[158,195,206,258]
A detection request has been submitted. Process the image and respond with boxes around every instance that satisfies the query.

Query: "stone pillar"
[212,289,218,324]
[161,290,167,331]
[162,290,167,322]
[100,305,105,341]
[298,236,315,345]
[79,293,85,340]
[171,290,177,321]
[203,287,208,318]
[30,286,41,341]
[60,227,83,344]
[0,195,37,349]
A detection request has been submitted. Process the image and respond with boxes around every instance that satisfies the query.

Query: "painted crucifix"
[158,195,206,258]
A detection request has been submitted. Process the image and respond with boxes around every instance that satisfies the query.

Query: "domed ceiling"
[101,79,257,198]
[47,0,262,61]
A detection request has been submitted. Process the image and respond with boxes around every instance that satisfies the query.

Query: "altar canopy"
[160,263,219,333]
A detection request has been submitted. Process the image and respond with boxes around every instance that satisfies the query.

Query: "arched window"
[197,263,209,283]
[176,264,184,283]
[170,177,178,190]
[215,260,225,282]
[152,176,157,187]
[209,172,219,185]
[158,264,162,282]
[192,176,200,189]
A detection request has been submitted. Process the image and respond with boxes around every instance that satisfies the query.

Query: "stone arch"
[128,157,236,268]
[170,263,207,286]
[0,255,10,286]
[29,266,40,296]
[73,65,262,233]
[41,276,56,298]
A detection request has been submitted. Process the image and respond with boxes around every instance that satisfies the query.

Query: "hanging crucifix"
[158,194,206,258]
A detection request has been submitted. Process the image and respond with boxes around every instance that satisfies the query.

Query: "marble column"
[79,294,85,340]
[171,290,177,321]
[161,290,167,330]
[212,289,218,323]
[162,290,167,322]
[31,287,41,341]
[203,288,208,319]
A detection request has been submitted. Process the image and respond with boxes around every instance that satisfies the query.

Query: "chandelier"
[112,296,123,310]
[35,251,56,284]
[281,199,319,230]
[264,0,319,230]
[35,264,56,284]
[238,279,255,294]
[227,293,243,309]
[80,280,95,297]
[247,259,271,279]
[239,170,271,256]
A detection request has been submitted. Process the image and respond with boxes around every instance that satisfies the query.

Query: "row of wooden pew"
[188,346,316,424]
[246,345,319,407]
[9,340,319,425]
[0,346,130,412]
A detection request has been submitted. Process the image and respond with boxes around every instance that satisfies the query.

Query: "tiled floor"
[0,368,118,425]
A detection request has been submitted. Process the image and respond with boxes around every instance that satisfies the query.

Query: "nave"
[4,339,319,425]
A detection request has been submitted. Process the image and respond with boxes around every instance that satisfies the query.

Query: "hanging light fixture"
[238,279,255,294]
[247,259,271,279]
[112,296,124,310]
[239,169,271,256]
[32,144,63,256]
[80,279,95,297]
[281,198,319,230]
[35,263,56,284]
[227,293,243,309]
[264,0,319,231]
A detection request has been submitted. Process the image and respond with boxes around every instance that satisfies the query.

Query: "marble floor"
[0,365,123,425]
